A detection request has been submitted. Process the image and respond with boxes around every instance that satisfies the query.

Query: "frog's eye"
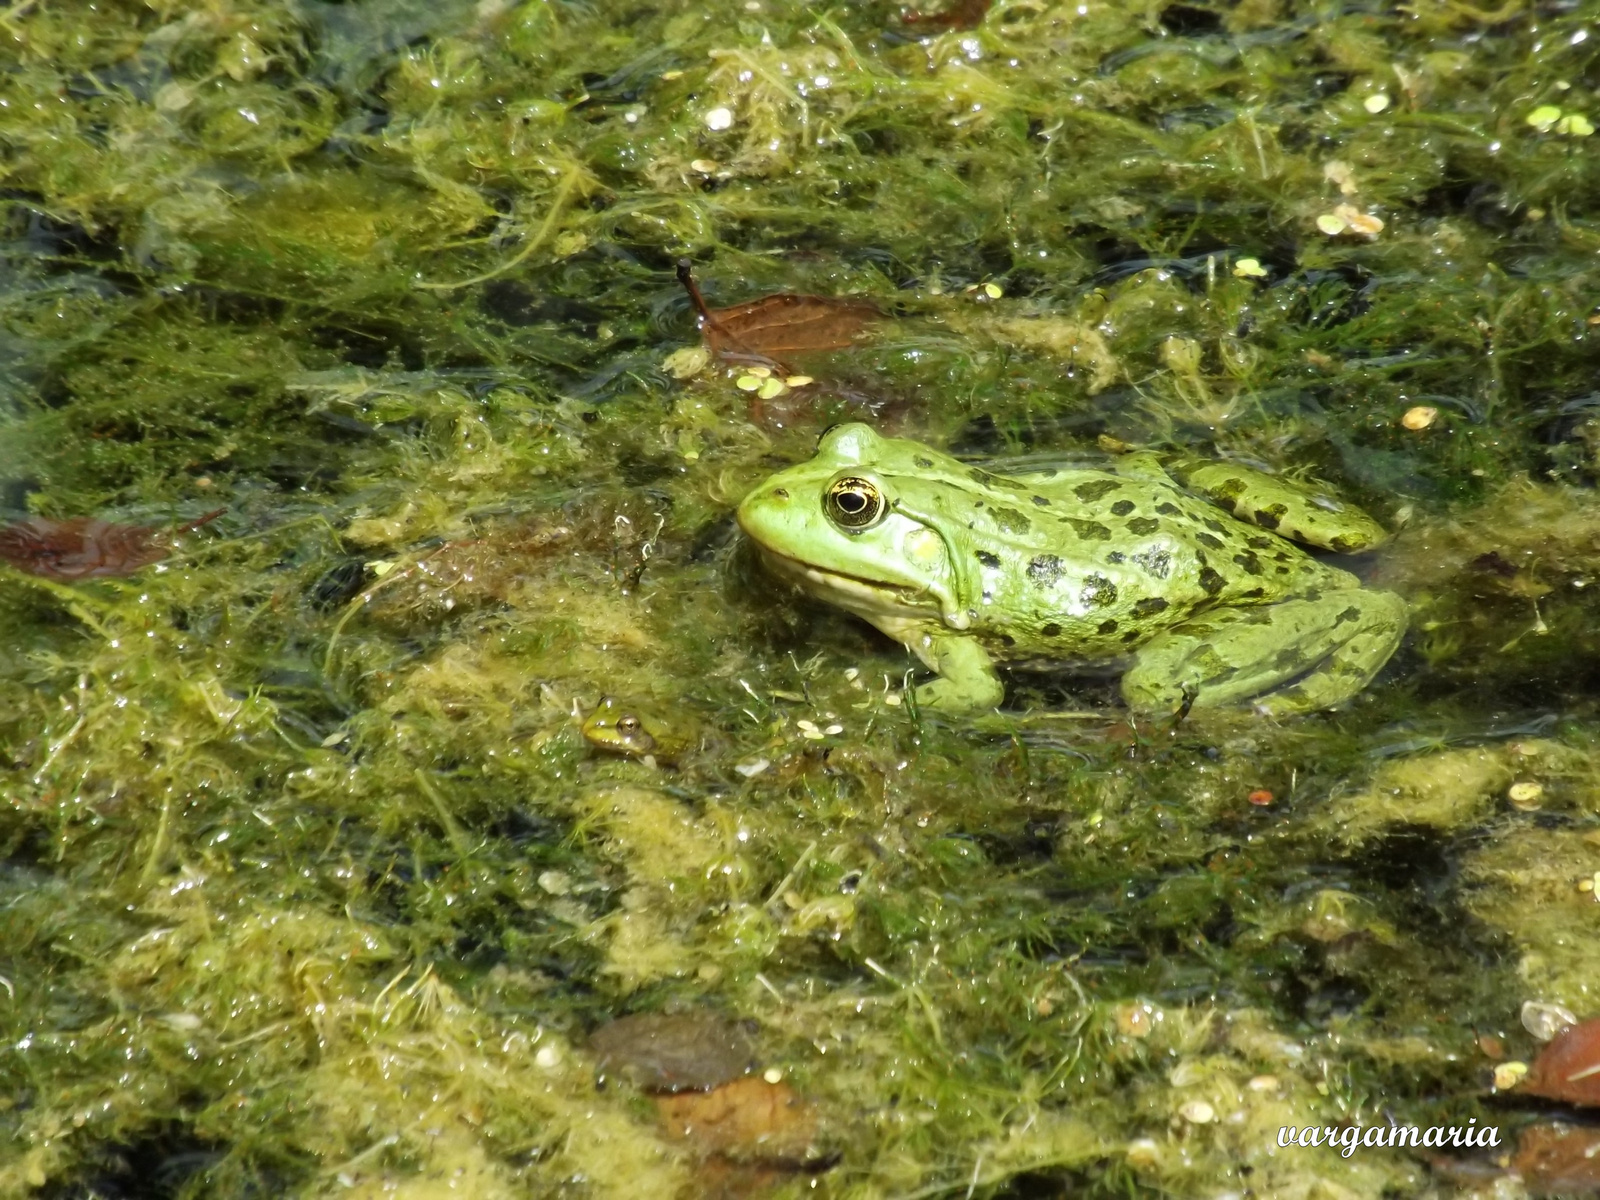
[824,476,885,529]
[617,716,640,733]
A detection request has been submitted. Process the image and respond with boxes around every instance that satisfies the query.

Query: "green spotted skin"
[736,424,1407,716]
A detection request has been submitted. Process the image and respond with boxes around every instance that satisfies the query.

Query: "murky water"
[2,0,1599,1196]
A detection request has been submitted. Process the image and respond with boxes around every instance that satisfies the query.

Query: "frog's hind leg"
[1121,589,1407,716]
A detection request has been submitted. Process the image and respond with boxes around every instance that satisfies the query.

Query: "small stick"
[674,259,789,371]
[676,258,715,327]
[178,508,227,533]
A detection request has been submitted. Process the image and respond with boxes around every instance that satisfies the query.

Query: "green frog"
[582,697,694,765]
[736,424,1406,716]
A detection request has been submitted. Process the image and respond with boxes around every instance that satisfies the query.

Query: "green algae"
[3,0,1600,1196]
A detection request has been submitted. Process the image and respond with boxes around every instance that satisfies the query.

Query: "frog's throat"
[750,545,964,627]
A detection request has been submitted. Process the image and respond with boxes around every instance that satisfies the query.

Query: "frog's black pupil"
[828,478,880,528]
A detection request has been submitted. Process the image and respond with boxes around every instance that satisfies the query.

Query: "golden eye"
[617,717,641,734]
[824,476,884,529]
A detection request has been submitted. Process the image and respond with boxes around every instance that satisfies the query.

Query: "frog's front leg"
[1121,588,1407,716]
[894,625,1005,713]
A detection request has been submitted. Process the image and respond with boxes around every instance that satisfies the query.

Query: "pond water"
[2,0,1599,1196]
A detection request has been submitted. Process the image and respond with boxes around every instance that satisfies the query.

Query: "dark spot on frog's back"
[1040,622,1061,637]
[1110,500,1136,516]
[969,468,1002,486]
[1027,555,1064,585]
[1126,517,1160,536]
[1073,479,1122,502]
[1065,519,1112,541]
[914,455,935,468]
[1199,566,1227,595]
[1196,532,1225,551]
[1032,494,1051,507]
[1080,574,1117,607]
[1097,618,1118,634]
[993,508,1031,534]
[1132,597,1169,617]
[975,550,1001,568]
[1132,548,1170,578]
[1155,502,1182,516]
[1202,517,1230,535]
[1232,551,1263,576]
[1212,476,1247,501]
[1253,503,1288,530]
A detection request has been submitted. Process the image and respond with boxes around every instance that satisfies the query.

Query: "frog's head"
[581,696,661,757]
[736,424,970,628]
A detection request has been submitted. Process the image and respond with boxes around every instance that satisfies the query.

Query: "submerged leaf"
[1512,1123,1600,1195]
[1522,1017,1600,1106]
[590,1011,757,1093]
[676,260,880,369]
[901,0,994,31]
[654,1076,824,1166]
[0,511,223,581]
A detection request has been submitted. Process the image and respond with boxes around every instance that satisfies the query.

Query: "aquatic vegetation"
[2,0,1600,1195]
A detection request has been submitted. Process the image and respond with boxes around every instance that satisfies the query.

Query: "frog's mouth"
[747,544,940,620]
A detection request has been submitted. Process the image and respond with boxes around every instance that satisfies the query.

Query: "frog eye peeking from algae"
[581,697,693,765]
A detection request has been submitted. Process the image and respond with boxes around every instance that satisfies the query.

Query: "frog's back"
[895,462,1337,661]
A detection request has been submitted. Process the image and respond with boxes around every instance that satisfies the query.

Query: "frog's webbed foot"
[1121,589,1407,716]
[906,633,1005,714]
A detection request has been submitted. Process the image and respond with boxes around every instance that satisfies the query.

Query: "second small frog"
[737,424,1406,716]
[582,697,695,766]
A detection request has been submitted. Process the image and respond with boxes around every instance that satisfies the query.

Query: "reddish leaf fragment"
[1513,1123,1600,1195]
[902,0,993,31]
[0,510,223,581]
[1523,1017,1600,1107]
[654,1076,823,1166]
[676,260,880,369]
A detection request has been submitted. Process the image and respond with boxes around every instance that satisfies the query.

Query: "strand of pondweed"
[413,162,591,292]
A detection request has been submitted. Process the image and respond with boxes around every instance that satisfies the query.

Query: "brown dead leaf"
[654,1076,822,1166]
[676,260,880,370]
[1522,1017,1600,1106]
[681,1156,788,1200]
[902,0,993,30]
[1513,1123,1600,1195]
[0,510,223,580]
